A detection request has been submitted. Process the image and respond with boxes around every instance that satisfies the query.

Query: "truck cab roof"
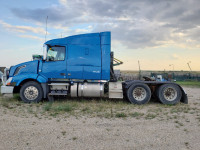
[45,31,110,46]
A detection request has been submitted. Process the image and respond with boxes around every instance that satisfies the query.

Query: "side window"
[47,46,65,61]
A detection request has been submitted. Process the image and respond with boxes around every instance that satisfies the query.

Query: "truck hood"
[9,60,39,77]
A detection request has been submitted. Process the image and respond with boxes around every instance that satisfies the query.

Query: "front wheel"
[20,81,43,103]
[127,83,151,105]
[157,84,182,105]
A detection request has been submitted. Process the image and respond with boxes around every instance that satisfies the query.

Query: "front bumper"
[1,86,14,94]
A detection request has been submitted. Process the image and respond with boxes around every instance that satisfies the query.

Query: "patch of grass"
[43,102,52,111]
[183,128,188,133]
[145,113,157,119]
[184,142,190,149]
[174,120,184,126]
[61,131,66,136]
[13,94,20,100]
[42,101,78,116]
[176,81,200,88]
[72,137,77,140]
[27,107,33,113]
[196,117,200,122]
[52,103,75,112]
[115,112,127,118]
[103,112,112,118]
[130,112,144,118]
[81,107,90,113]
[50,112,59,117]
[1,100,10,108]
[1,91,196,120]
[170,106,190,114]
[0,97,16,109]
[148,108,162,113]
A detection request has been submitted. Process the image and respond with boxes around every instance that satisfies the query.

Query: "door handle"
[60,73,66,76]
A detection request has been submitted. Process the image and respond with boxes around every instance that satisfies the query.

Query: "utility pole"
[187,61,192,72]
[169,64,174,80]
[138,60,141,80]
[169,64,174,71]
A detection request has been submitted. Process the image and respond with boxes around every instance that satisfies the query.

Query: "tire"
[157,84,182,105]
[20,81,43,103]
[126,83,151,105]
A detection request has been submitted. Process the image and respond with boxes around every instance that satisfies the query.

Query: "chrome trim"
[14,65,26,76]
[1,86,14,94]
[2,68,9,86]
[71,83,78,97]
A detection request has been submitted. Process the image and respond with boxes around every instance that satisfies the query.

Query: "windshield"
[47,46,65,61]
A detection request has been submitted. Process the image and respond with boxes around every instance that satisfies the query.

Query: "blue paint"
[9,60,39,77]
[40,60,67,79]
[101,32,111,80]
[37,75,48,83]
[9,31,111,86]
[12,74,38,86]
[44,31,111,80]
[83,66,101,79]
[67,66,83,79]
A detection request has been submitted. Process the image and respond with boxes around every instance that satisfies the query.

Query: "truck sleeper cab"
[1,32,188,105]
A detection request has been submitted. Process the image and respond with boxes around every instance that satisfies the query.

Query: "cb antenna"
[45,16,48,42]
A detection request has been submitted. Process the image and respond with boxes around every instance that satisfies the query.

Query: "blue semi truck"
[1,32,188,104]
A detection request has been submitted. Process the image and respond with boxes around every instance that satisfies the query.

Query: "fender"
[36,75,48,83]
[36,75,49,98]
[13,74,38,86]
[12,74,49,98]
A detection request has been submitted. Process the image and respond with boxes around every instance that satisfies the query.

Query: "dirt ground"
[0,87,200,150]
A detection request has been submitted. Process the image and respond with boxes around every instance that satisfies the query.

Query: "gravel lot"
[0,87,200,150]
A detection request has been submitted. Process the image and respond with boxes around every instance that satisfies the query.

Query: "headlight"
[14,65,26,76]
[6,77,13,86]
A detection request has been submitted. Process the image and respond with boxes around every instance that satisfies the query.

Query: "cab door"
[66,44,101,80]
[40,46,67,79]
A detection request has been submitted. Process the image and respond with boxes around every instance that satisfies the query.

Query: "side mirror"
[32,54,43,60]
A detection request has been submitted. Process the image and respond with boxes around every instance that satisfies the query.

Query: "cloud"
[171,54,180,60]
[18,34,44,41]
[59,0,67,5]
[10,0,200,49]
[0,20,47,34]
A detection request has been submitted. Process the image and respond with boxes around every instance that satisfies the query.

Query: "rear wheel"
[157,84,182,105]
[127,83,151,105]
[20,81,43,103]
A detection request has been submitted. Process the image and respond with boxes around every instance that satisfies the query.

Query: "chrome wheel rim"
[163,87,177,101]
[133,87,147,101]
[24,86,39,101]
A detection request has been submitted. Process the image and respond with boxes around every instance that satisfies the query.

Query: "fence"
[119,70,200,81]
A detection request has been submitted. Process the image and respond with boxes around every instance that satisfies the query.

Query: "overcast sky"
[0,0,199,71]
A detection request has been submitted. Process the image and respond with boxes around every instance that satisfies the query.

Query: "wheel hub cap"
[24,86,39,101]
[133,87,147,101]
[163,87,177,101]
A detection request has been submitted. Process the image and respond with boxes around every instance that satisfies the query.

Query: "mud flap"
[173,83,188,104]
[47,94,54,102]
[180,89,188,104]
